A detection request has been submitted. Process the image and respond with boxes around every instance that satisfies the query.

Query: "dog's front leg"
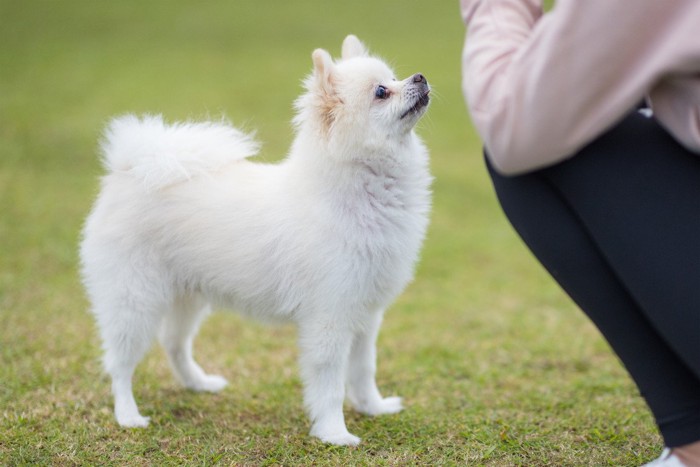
[297,319,359,446]
[346,311,403,416]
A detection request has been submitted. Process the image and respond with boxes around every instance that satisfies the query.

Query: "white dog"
[80,35,431,446]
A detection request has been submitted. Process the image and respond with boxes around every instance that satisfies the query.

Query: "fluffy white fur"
[101,115,260,191]
[80,35,432,446]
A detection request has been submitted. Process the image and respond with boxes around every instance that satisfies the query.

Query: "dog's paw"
[116,413,151,428]
[310,427,361,446]
[186,374,228,393]
[375,396,403,415]
[353,396,403,416]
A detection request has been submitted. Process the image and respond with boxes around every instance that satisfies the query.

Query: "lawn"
[0,0,661,465]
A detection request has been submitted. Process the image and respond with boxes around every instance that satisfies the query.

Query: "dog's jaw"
[400,89,431,120]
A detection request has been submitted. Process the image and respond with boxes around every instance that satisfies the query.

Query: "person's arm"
[461,0,700,175]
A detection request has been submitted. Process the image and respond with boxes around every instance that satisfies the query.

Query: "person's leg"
[485,112,700,451]
[543,113,700,380]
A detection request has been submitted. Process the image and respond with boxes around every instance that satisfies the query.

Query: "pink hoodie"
[460,0,700,175]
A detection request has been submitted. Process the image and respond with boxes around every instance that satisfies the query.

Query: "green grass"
[0,0,660,465]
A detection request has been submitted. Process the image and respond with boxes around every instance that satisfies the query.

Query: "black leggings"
[486,112,700,447]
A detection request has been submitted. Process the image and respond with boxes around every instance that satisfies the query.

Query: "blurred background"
[0,1,658,464]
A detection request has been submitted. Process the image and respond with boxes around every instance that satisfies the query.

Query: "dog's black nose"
[412,73,427,84]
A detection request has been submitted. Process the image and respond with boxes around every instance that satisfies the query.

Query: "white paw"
[186,374,228,393]
[116,412,151,428]
[310,427,361,446]
[354,396,403,416]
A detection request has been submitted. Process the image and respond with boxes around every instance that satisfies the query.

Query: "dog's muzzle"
[400,74,430,119]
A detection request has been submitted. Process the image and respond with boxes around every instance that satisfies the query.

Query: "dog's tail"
[99,114,260,191]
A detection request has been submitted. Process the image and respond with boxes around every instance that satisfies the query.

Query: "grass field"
[0,1,662,465]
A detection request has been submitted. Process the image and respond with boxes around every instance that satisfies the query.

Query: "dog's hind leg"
[96,299,161,428]
[346,311,403,416]
[158,295,228,393]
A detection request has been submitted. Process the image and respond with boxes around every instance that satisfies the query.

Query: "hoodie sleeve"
[461,0,700,175]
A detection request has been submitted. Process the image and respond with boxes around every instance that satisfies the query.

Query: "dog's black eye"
[375,85,389,99]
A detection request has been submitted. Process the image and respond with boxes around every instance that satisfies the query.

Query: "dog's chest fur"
[307,155,430,311]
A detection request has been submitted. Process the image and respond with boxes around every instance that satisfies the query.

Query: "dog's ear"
[341,35,368,60]
[312,48,335,90]
[308,48,342,131]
